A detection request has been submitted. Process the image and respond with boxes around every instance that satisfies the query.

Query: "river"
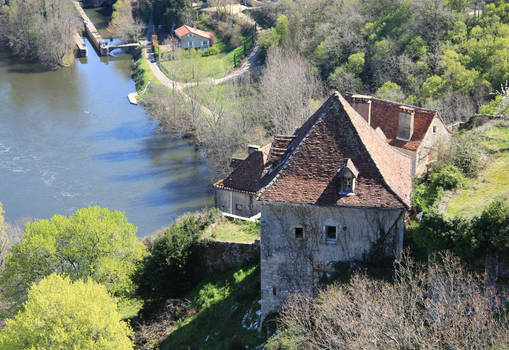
[0,39,213,237]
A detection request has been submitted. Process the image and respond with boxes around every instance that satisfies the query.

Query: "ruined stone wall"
[200,240,260,273]
[260,202,405,320]
[214,189,261,217]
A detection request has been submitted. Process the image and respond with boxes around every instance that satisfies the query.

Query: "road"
[142,11,260,118]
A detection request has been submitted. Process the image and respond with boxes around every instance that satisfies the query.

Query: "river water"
[0,40,213,237]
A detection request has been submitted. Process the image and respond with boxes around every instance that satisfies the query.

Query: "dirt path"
[143,12,260,117]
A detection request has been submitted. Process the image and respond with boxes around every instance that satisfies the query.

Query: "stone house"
[214,93,448,219]
[256,93,412,320]
[344,93,451,175]
[174,25,214,50]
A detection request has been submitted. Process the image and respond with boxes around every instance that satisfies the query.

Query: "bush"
[452,135,486,177]
[268,253,508,350]
[408,197,509,263]
[133,215,208,302]
[411,165,465,212]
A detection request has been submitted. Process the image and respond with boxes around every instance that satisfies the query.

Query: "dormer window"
[396,106,415,141]
[342,176,353,193]
[337,159,359,195]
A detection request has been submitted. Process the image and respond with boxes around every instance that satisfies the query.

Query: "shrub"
[268,252,508,350]
[133,215,204,301]
[452,135,486,177]
[411,165,464,212]
[408,197,509,263]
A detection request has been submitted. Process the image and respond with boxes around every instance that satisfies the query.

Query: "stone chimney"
[350,94,372,126]
[396,106,415,141]
[247,144,260,155]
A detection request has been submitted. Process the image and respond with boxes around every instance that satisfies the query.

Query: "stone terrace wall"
[200,240,260,273]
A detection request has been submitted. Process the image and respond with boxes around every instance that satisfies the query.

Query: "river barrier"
[73,1,140,56]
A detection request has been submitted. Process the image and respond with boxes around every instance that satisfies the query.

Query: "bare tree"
[269,252,508,350]
[259,47,323,136]
[0,0,77,67]
[108,0,144,42]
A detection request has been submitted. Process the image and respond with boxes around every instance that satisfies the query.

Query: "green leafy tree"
[0,274,133,350]
[375,81,406,101]
[1,206,145,304]
[133,215,203,302]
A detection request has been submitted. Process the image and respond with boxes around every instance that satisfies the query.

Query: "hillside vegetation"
[446,122,509,216]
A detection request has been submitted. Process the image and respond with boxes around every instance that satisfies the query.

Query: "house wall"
[260,202,405,320]
[214,189,261,218]
[415,116,450,175]
[178,34,210,49]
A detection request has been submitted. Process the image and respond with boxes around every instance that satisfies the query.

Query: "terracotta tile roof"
[257,93,412,208]
[344,93,444,152]
[214,144,272,194]
[174,25,213,40]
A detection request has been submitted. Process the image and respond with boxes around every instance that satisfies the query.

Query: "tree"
[0,274,133,350]
[267,252,508,350]
[375,81,406,102]
[259,47,323,135]
[1,206,146,306]
[133,215,204,301]
[0,0,77,67]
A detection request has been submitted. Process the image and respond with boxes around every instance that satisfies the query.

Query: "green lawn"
[446,124,509,217]
[160,265,263,350]
[159,33,255,82]
[202,220,260,243]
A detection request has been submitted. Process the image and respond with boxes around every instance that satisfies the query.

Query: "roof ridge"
[257,97,335,200]
[335,92,411,207]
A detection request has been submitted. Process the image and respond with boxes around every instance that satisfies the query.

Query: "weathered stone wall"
[260,202,405,320]
[200,240,260,273]
[214,189,261,218]
[415,116,451,175]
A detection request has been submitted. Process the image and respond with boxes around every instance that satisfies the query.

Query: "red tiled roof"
[344,93,442,152]
[257,93,412,208]
[214,144,272,194]
[174,25,212,40]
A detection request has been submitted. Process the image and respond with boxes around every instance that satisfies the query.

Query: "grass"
[131,47,162,92]
[446,124,509,217]
[160,265,263,350]
[203,220,260,243]
[158,31,255,82]
[117,298,143,320]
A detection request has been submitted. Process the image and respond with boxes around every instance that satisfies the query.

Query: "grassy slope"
[160,265,263,350]
[446,124,509,217]
[202,220,260,243]
[159,27,255,82]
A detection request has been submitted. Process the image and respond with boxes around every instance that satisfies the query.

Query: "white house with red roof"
[174,25,214,49]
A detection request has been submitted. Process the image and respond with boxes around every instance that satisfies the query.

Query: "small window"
[235,203,243,211]
[294,227,304,239]
[433,126,437,133]
[342,177,353,193]
[272,287,277,296]
[325,225,337,241]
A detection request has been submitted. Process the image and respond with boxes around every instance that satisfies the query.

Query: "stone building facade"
[257,93,412,320]
[345,93,451,175]
[260,203,405,317]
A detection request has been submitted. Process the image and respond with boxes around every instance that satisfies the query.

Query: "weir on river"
[73,1,140,56]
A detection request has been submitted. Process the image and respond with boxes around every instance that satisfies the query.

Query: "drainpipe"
[230,191,233,214]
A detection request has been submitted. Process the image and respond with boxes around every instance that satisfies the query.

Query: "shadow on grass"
[160,265,263,350]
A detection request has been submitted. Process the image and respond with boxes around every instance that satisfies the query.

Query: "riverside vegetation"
[137,0,508,180]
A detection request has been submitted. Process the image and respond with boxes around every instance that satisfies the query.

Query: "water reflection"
[0,39,212,236]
